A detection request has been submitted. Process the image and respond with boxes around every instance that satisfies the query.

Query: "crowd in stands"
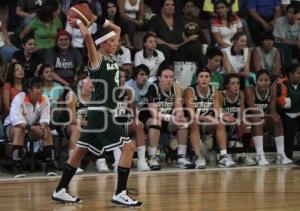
[0,0,299,178]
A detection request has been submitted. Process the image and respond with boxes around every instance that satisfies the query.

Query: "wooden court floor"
[0,166,300,211]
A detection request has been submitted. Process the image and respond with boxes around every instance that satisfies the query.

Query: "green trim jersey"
[254,86,271,114]
[188,84,215,116]
[221,91,241,119]
[88,55,120,108]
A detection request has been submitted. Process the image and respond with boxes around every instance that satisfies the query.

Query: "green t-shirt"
[29,16,62,49]
[191,71,224,91]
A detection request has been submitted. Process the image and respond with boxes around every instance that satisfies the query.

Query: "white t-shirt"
[66,22,97,48]
[124,0,140,19]
[273,16,300,42]
[222,46,249,73]
[115,46,132,67]
[134,49,165,77]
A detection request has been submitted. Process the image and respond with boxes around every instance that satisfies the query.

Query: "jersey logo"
[107,63,119,71]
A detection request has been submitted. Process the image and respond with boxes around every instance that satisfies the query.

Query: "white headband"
[95,31,117,45]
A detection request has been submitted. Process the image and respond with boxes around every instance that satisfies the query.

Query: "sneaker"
[75,167,84,175]
[45,160,58,176]
[218,154,236,168]
[13,161,25,178]
[137,159,150,171]
[111,190,143,207]
[237,153,256,166]
[256,154,270,166]
[194,156,206,169]
[176,155,194,169]
[148,156,161,170]
[96,158,110,173]
[276,153,293,165]
[52,188,82,204]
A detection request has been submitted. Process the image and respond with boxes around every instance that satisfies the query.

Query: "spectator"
[247,0,281,45]
[203,0,239,17]
[281,0,300,14]
[20,1,62,50]
[134,33,165,81]
[3,77,57,178]
[222,32,254,90]
[118,0,145,48]
[2,63,24,117]
[252,33,282,79]
[125,64,151,110]
[39,64,64,109]
[181,0,208,43]
[148,0,185,60]
[191,47,224,90]
[276,63,300,159]
[114,42,132,73]
[211,0,243,48]
[139,61,193,170]
[184,67,236,168]
[0,20,18,63]
[16,0,42,27]
[44,30,82,86]
[273,4,300,63]
[176,22,206,65]
[245,69,293,165]
[11,35,43,79]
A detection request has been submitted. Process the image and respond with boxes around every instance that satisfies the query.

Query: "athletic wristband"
[76,19,82,26]
[163,114,172,122]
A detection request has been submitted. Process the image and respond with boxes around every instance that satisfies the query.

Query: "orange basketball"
[68,3,95,27]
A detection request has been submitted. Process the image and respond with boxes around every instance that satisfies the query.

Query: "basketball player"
[184,67,236,168]
[51,14,142,207]
[139,61,194,170]
[245,69,292,166]
[220,73,256,166]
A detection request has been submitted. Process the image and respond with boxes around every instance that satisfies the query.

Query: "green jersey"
[88,55,120,108]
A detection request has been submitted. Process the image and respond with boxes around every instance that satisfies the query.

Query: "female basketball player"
[245,69,292,166]
[139,61,194,170]
[52,13,142,207]
[184,67,236,168]
[220,73,256,166]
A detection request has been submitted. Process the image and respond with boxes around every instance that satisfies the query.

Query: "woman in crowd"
[220,73,256,166]
[184,67,236,168]
[245,69,292,165]
[11,35,43,80]
[222,32,254,90]
[118,0,145,48]
[20,1,62,50]
[0,19,18,63]
[134,33,165,82]
[39,64,64,109]
[252,33,281,80]
[211,0,243,49]
[140,61,193,170]
[276,64,300,160]
[44,30,82,86]
[2,63,24,117]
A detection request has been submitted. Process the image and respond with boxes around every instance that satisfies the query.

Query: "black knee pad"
[148,125,161,130]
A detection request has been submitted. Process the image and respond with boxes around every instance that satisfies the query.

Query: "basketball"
[68,3,95,27]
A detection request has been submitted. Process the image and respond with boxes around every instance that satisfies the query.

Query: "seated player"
[140,61,194,170]
[3,77,57,178]
[245,69,293,166]
[220,73,256,166]
[184,67,236,168]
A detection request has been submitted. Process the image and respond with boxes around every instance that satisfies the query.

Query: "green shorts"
[77,108,131,156]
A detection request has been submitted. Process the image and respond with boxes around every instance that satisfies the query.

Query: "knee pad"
[148,125,161,130]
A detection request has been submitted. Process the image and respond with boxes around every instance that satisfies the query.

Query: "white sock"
[177,144,187,156]
[253,136,264,156]
[137,146,146,160]
[113,148,121,164]
[148,146,157,157]
[275,136,285,155]
[220,149,227,155]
